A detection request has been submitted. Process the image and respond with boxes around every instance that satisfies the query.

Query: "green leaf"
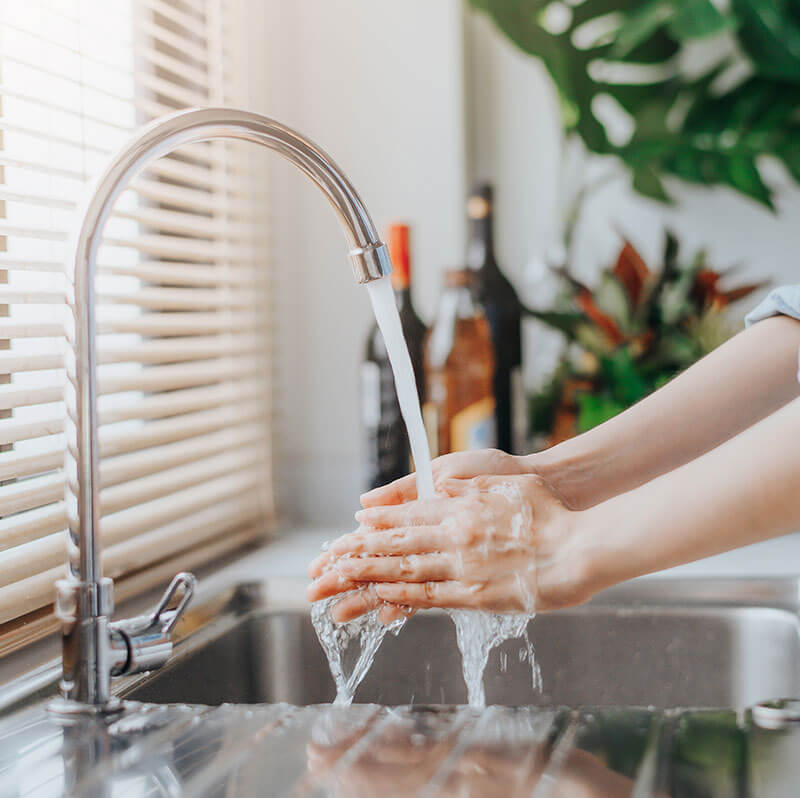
[612,0,674,58]
[732,0,800,82]
[594,273,633,330]
[525,309,584,339]
[633,163,672,201]
[654,332,701,367]
[470,0,800,205]
[576,393,627,432]
[528,365,567,435]
[725,154,774,209]
[774,131,800,183]
[575,322,616,356]
[660,271,694,324]
[600,349,649,405]
[668,0,736,40]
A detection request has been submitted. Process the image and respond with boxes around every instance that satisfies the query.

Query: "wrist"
[537,494,644,611]
[533,501,601,612]
[524,440,610,510]
[576,491,664,596]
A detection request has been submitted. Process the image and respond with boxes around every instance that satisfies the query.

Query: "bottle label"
[511,366,527,454]
[451,397,496,452]
[423,402,439,458]
[360,362,381,428]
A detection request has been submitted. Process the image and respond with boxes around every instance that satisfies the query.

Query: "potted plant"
[529,233,764,444]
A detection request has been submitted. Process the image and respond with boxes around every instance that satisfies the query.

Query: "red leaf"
[613,241,650,305]
[692,270,767,307]
[720,282,768,304]
[691,269,721,305]
[575,289,625,346]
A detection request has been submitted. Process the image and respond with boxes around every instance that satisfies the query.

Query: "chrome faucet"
[53,107,392,715]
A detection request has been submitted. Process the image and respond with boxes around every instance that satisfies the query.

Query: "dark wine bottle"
[361,223,427,490]
[465,183,527,454]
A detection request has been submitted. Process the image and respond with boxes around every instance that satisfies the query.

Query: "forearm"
[531,316,800,508]
[578,396,800,594]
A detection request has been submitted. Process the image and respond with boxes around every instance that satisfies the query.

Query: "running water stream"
[311,276,537,706]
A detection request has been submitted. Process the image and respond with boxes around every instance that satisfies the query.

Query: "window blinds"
[0,0,273,631]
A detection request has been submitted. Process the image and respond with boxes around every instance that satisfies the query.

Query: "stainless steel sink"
[119,578,800,710]
[4,573,800,796]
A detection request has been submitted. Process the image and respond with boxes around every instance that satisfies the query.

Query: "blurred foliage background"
[468,0,793,441]
[469,0,800,209]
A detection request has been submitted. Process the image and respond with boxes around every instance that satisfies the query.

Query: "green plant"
[468,0,800,208]
[528,233,765,441]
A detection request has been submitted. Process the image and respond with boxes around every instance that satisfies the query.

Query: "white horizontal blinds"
[0,0,273,627]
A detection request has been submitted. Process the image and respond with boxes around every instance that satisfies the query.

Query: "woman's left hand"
[307,474,591,622]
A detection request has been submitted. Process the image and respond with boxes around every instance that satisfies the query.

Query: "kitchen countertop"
[5,699,799,795]
[3,528,800,794]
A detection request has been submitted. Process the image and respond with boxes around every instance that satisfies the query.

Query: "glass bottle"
[466,182,527,454]
[424,268,496,456]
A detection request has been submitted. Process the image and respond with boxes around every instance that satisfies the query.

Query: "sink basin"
[119,578,800,709]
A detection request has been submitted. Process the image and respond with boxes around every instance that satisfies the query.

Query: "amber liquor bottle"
[423,268,496,456]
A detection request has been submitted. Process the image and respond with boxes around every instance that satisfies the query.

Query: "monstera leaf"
[469,0,800,208]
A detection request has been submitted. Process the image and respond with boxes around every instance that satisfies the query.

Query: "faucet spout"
[57,107,392,712]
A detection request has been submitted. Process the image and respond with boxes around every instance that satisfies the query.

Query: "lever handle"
[150,572,196,634]
[109,572,196,677]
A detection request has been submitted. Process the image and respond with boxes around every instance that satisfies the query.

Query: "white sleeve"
[745,286,800,328]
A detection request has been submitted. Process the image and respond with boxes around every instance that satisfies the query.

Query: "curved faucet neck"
[59,106,391,710]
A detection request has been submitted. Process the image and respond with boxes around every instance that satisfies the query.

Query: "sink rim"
[3,562,800,715]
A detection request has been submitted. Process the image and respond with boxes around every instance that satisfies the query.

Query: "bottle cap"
[387,223,411,289]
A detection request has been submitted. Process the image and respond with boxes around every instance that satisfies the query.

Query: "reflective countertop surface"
[2,699,800,796]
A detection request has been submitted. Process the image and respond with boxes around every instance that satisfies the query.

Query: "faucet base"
[47,696,124,719]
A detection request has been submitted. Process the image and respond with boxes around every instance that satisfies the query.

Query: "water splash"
[449,610,532,707]
[312,593,404,705]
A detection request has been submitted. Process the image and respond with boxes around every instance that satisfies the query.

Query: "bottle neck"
[467,215,497,271]
[394,285,412,311]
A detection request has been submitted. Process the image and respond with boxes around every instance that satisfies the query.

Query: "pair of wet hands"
[306,451,578,624]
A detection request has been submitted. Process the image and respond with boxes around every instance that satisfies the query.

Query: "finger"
[330,588,383,622]
[338,554,455,583]
[308,530,362,578]
[374,581,485,610]
[356,498,453,529]
[308,549,335,579]
[330,525,451,557]
[306,569,360,602]
[377,603,415,625]
[360,473,418,508]
[437,474,514,498]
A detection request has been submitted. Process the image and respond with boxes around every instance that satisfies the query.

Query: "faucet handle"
[109,572,196,677]
[149,572,196,634]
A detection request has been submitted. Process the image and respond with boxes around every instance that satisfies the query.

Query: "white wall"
[258,0,468,525]
[254,2,800,528]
